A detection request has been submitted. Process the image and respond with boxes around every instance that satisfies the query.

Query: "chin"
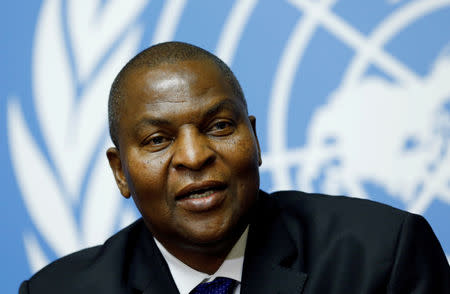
[183,218,244,250]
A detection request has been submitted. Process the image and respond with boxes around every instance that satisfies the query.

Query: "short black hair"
[108,41,247,148]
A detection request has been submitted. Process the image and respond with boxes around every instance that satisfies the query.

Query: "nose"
[172,126,215,170]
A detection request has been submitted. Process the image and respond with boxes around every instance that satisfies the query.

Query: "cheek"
[126,150,170,196]
[227,135,260,170]
[219,134,261,197]
[126,152,175,225]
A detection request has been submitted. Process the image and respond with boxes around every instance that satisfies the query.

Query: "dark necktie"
[190,277,237,294]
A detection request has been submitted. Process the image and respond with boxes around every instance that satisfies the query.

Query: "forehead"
[118,59,244,121]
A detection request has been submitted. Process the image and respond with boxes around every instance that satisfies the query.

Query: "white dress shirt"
[154,227,249,294]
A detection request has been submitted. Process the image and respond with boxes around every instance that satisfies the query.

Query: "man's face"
[107,59,261,252]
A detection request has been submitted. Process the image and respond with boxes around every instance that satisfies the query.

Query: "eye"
[150,136,165,145]
[214,121,230,130]
[208,120,235,136]
[142,134,172,150]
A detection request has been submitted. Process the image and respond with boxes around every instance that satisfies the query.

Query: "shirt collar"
[154,226,249,294]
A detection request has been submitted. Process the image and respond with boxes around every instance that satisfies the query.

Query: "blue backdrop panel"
[2,1,449,293]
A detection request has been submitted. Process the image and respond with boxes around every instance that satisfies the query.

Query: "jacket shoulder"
[268,189,409,226]
[264,190,411,260]
[262,190,450,292]
[21,219,145,293]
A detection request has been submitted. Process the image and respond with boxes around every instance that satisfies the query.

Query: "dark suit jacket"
[19,190,450,293]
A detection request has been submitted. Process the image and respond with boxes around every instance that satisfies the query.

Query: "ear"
[106,147,131,198]
[248,115,262,166]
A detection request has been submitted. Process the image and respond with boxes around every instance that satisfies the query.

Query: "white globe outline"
[264,0,450,197]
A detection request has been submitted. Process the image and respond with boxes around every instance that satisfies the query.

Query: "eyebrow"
[204,99,242,119]
[134,117,171,133]
[133,98,243,132]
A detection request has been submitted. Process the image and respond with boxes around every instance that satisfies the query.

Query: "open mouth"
[175,183,227,201]
[175,182,228,211]
[182,189,216,199]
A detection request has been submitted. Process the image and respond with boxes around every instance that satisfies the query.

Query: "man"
[19,42,450,293]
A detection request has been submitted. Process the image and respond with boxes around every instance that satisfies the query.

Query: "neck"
[167,245,230,275]
[156,224,247,274]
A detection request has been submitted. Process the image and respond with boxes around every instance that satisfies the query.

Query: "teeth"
[186,190,214,199]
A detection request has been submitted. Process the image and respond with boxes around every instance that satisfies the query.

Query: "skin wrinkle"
[134,100,245,153]
[134,99,242,132]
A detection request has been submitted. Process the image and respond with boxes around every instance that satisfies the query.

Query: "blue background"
[2,1,449,293]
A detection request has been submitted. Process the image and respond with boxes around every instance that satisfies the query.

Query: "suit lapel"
[128,224,179,294]
[241,192,307,294]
